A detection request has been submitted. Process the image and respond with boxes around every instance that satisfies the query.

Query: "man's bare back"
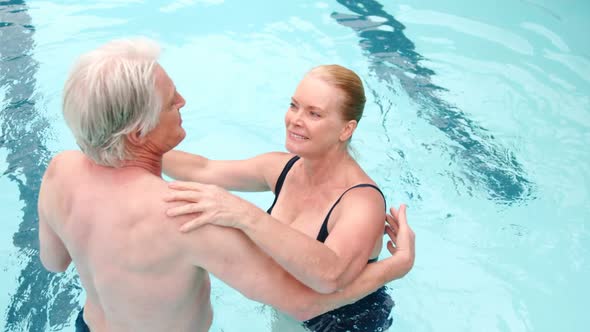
[39,150,212,332]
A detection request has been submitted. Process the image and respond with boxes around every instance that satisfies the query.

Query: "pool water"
[1,0,589,331]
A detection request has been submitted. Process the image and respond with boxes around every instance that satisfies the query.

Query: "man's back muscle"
[39,151,212,332]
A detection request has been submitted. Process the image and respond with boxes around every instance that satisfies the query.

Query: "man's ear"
[126,130,144,147]
[339,120,358,141]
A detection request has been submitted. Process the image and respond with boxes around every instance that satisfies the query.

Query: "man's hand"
[384,204,415,276]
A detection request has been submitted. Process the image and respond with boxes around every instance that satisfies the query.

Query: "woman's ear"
[339,120,358,141]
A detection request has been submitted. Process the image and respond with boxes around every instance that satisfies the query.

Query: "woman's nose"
[291,110,304,125]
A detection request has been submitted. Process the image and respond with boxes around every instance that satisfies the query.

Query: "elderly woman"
[163,65,414,331]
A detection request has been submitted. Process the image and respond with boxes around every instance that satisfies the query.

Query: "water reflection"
[1,1,80,331]
[333,0,534,204]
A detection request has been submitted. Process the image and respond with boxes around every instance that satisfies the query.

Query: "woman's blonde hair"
[307,64,366,123]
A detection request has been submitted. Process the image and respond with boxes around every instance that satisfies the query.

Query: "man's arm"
[177,223,318,320]
[38,155,72,272]
[302,250,414,319]
[39,217,71,272]
[175,205,415,320]
[302,205,415,317]
[167,182,386,293]
[236,189,387,293]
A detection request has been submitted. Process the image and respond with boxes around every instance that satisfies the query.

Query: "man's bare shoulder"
[51,150,87,163]
[44,150,88,179]
[40,151,88,194]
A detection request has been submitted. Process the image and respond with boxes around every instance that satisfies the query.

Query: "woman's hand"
[383,204,415,275]
[164,181,257,232]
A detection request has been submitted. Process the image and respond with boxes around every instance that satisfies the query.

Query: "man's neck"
[120,151,163,176]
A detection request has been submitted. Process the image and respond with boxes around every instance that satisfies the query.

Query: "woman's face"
[284,74,348,157]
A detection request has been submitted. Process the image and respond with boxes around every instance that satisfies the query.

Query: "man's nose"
[178,94,187,109]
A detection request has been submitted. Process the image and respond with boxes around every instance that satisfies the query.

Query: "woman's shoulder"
[336,184,386,219]
[252,152,298,190]
[254,151,297,167]
[343,168,385,206]
[347,160,378,186]
[260,151,297,159]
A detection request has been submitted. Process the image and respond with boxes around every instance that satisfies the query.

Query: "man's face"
[144,65,187,153]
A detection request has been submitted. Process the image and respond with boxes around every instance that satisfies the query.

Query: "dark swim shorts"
[75,308,90,332]
[303,286,394,332]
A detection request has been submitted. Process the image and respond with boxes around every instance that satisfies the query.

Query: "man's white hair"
[63,38,162,167]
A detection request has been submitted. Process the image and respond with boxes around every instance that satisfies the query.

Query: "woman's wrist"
[236,199,265,231]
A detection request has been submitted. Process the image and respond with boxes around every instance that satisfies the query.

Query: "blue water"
[1,0,589,331]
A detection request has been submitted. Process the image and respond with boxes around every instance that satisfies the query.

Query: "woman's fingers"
[167,203,202,217]
[168,181,208,191]
[164,190,202,203]
[179,217,207,233]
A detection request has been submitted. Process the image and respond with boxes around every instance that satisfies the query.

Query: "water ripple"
[333,0,535,205]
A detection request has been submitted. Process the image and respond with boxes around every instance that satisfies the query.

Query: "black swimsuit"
[268,156,394,332]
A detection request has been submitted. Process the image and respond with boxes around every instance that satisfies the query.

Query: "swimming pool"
[1,0,588,331]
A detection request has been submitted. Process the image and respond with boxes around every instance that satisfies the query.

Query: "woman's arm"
[162,150,290,192]
[166,183,386,293]
[162,150,208,182]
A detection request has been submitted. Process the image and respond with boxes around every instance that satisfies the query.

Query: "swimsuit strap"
[316,184,385,243]
[267,155,300,214]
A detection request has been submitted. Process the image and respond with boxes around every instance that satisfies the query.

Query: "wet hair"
[307,64,366,123]
[62,38,162,167]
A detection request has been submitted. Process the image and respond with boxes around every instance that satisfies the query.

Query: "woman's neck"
[300,149,354,187]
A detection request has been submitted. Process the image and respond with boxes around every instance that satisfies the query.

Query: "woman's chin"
[285,142,301,155]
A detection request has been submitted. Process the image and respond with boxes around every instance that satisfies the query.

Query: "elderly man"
[38,38,415,332]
